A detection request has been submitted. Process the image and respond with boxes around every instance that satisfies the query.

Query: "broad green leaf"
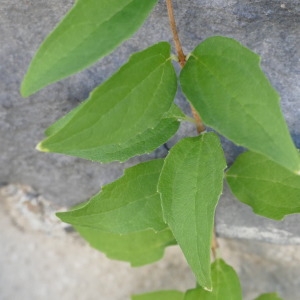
[44,104,183,163]
[226,151,300,220]
[21,0,158,96]
[184,259,242,300]
[45,102,183,138]
[57,159,167,234]
[255,293,283,300]
[180,36,300,174]
[132,290,184,300]
[158,133,226,290]
[74,226,176,267]
[37,42,177,162]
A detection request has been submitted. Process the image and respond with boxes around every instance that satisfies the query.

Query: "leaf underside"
[38,42,178,163]
[184,259,242,300]
[226,151,300,220]
[57,159,167,234]
[21,0,158,96]
[180,36,300,174]
[158,133,226,290]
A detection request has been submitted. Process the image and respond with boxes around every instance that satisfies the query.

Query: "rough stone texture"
[0,0,299,245]
[1,184,299,300]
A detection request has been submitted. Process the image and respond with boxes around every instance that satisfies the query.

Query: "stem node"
[166,0,205,134]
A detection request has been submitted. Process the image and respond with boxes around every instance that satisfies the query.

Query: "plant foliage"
[180,36,300,173]
[184,259,242,300]
[226,151,300,220]
[158,133,226,290]
[21,0,298,298]
[21,0,159,96]
[58,159,168,233]
[37,42,178,162]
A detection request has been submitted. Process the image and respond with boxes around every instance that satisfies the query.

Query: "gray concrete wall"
[1,0,300,298]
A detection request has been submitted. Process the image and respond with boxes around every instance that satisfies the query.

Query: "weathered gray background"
[0,0,299,299]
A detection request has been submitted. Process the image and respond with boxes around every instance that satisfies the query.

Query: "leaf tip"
[55,211,69,222]
[36,142,49,152]
[55,211,62,219]
[197,278,212,293]
[203,285,213,292]
[20,73,36,98]
[20,82,29,98]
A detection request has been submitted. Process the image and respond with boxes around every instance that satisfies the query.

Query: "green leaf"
[254,293,283,300]
[37,42,177,163]
[158,133,227,290]
[45,102,183,138]
[184,259,242,300]
[132,290,184,300]
[74,226,176,267]
[57,159,167,234]
[21,0,158,96]
[180,36,300,174]
[44,105,182,163]
[226,151,300,220]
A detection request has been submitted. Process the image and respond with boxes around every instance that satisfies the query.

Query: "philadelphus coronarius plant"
[21,1,299,299]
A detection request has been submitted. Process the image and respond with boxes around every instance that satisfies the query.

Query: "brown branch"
[166,0,205,133]
[166,0,186,67]
[191,106,206,134]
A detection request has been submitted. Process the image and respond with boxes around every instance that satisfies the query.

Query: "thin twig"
[166,0,186,67]
[166,0,206,133]
[191,106,206,134]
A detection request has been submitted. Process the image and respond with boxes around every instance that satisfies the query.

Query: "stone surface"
[1,184,299,300]
[0,186,195,300]
[1,0,300,245]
